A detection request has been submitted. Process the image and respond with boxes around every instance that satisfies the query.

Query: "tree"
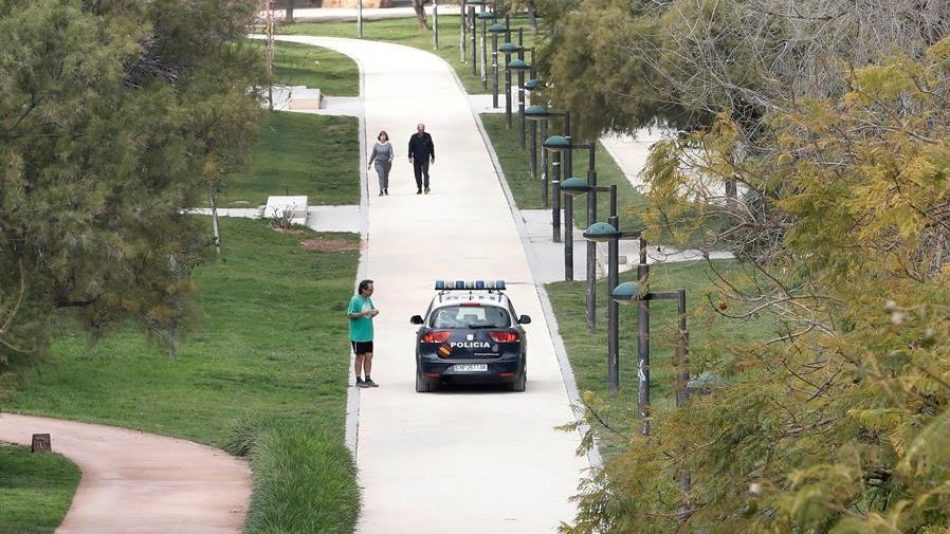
[0,0,263,363]
[411,0,428,30]
[535,1,950,531]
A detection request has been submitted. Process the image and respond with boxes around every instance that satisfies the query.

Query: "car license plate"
[453,364,488,372]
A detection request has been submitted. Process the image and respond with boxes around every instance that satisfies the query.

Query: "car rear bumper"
[418,352,524,381]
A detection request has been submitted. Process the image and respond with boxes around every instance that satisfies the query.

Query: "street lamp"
[488,20,509,110]
[549,142,598,332]
[461,0,487,61]
[524,78,541,179]
[544,134,575,280]
[507,52,531,148]
[527,106,571,240]
[541,135,574,281]
[563,179,643,394]
[498,41,521,124]
[611,256,690,436]
[465,1,489,73]
[476,10,495,88]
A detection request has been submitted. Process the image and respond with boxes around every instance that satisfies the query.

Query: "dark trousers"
[412,159,430,189]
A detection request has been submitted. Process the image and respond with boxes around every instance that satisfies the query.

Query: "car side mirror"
[518,315,531,324]
[410,315,424,325]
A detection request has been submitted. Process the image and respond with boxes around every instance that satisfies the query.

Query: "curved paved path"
[277,35,590,532]
[0,414,249,533]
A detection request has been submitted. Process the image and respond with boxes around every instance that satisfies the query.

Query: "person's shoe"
[379,190,384,196]
[417,188,422,195]
[364,378,379,388]
[424,187,430,194]
[384,188,389,195]
[355,378,367,388]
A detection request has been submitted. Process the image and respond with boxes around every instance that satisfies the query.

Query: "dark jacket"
[408,132,435,162]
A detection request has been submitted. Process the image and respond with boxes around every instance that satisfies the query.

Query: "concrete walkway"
[276,35,589,532]
[0,413,250,533]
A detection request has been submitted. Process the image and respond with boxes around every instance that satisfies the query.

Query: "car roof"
[431,291,510,308]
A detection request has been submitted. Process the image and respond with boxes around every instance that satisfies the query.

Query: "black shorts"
[351,341,374,355]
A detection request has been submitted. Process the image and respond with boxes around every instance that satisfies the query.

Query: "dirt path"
[1,413,250,533]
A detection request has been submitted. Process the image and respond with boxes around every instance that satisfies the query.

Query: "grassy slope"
[8,220,357,443]
[546,259,778,455]
[222,111,359,208]
[4,40,364,533]
[0,445,80,534]
[481,114,649,221]
[6,219,362,532]
[248,40,360,96]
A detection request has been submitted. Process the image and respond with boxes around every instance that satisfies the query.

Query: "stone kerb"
[265,195,309,225]
[267,86,323,111]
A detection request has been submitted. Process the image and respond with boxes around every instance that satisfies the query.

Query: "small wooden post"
[31,433,52,453]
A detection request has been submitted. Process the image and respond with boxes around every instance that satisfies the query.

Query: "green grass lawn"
[4,218,361,532]
[281,15,540,94]
[247,40,359,96]
[546,259,778,456]
[221,111,359,208]
[481,114,649,221]
[0,445,80,534]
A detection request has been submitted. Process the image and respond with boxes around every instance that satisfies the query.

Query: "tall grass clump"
[243,429,360,534]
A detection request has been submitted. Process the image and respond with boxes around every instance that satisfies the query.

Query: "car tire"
[510,370,527,392]
[415,368,433,393]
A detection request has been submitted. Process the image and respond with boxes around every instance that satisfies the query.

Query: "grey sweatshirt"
[368,141,393,165]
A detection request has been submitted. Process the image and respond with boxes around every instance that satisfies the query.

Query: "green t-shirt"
[347,295,375,342]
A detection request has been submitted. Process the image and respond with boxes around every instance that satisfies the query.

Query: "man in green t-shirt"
[347,279,379,388]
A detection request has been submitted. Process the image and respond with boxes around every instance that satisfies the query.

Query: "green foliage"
[5,218,361,531]
[0,445,80,534]
[4,218,358,444]
[221,111,359,207]
[243,429,360,534]
[534,0,707,139]
[564,34,950,534]
[0,0,263,365]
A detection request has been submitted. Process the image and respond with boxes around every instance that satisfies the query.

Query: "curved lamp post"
[488,20,509,109]
[550,141,598,331]
[527,106,570,237]
[508,55,531,148]
[541,134,575,281]
[461,0,488,61]
[476,10,495,87]
[524,78,541,178]
[610,255,690,436]
[499,41,521,123]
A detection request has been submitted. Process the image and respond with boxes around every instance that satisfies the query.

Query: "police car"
[410,280,531,392]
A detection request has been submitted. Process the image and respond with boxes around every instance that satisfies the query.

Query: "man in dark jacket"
[408,123,435,194]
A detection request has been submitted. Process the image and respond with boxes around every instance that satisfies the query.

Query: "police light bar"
[435,280,506,291]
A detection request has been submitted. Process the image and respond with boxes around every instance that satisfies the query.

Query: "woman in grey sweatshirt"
[368,131,394,195]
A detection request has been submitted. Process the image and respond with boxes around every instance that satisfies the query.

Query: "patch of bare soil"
[301,237,360,251]
[274,227,306,236]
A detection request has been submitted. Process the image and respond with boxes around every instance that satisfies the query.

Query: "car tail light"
[422,331,451,343]
[460,302,480,307]
[488,331,519,343]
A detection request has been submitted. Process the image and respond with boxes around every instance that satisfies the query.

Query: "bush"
[244,429,360,534]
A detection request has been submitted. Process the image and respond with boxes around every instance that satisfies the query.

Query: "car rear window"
[430,305,511,328]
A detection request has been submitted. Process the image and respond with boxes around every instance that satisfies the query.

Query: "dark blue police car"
[410,280,531,392]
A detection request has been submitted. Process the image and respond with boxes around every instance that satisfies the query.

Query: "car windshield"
[430,305,511,329]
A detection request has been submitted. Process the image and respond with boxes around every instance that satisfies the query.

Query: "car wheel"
[415,368,432,393]
[511,370,527,392]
